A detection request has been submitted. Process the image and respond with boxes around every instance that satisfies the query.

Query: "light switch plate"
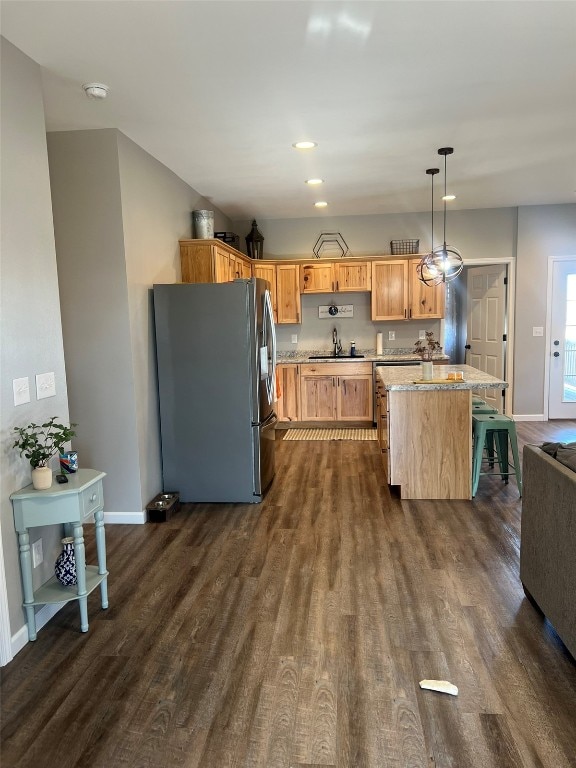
[36,372,56,399]
[291,334,298,343]
[532,327,544,337]
[388,331,395,340]
[13,377,30,406]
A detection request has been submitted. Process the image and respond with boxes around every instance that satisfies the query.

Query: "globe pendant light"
[417,168,440,286]
[433,147,463,282]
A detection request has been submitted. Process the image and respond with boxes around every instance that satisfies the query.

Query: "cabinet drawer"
[301,362,372,376]
[81,480,104,520]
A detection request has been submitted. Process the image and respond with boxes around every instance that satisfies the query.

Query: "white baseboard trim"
[11,601,65,658]
[104,510,147,525]
[512,414,546,422]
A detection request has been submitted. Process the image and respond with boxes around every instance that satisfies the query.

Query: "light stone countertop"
[376,364,508,391]
[276,348,450,364]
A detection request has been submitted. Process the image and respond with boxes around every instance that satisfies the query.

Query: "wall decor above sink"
[319,304,354,318]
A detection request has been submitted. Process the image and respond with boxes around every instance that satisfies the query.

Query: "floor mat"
[282,428,377,441]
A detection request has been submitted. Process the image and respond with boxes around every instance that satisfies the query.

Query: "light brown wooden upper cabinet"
[276,263,301,324]
[334,261,371,292]
[301,260,371,294]
[300,362,373,422]
[230,253,252,280]
[371,259,444,321]
[371,260,409,320]
[301,262,335,293]
[180,239,252,284]
[407,258,445,319]
[252,262,278,321]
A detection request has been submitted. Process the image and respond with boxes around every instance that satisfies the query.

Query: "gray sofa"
[520,444,576,659]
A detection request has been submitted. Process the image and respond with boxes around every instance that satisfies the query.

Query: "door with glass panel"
[548,260,576,419]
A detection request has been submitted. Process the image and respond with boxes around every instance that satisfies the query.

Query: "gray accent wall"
[1,39,71,635]
[47,128,233,518]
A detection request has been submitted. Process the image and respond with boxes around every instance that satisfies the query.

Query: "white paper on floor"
[419,679,459,696]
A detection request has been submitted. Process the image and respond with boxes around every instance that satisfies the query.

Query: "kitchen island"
[376,364,508,500]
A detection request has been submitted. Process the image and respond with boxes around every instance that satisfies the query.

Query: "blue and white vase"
[55,537,77,586]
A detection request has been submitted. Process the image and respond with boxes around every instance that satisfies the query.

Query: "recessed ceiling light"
[442,194,456,201]
[305,178,324,185]
[293,141,317,150]
[314,201,328,208]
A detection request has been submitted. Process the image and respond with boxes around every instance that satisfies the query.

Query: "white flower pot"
[31,466,52,490]
[421,361,434,381]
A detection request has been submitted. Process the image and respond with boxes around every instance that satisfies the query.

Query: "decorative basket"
[390,239,419,255]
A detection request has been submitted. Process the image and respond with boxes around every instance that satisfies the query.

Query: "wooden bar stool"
[472,414,522,497]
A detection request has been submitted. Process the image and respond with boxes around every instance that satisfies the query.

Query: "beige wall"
[1,39,71,637]
[117,130,232,509]
[48,128,233,520]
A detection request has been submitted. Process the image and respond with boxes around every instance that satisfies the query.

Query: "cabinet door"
[214,247,231,283]
[301,263,335,293]
[300,375,336,420]
[276,264,301,324]
[371,260,408,320]
[337,374,373,421]
[334,261,371,292]
[276,364,300,421]
[408,259,445,319]
[253,263,278,321]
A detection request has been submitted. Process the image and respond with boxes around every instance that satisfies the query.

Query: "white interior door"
[548,260,576,419]
[466,265,507,412]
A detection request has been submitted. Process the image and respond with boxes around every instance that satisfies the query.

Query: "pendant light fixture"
[417,147,463,286]
[417,168,440,286]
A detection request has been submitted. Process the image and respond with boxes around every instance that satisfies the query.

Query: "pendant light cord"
[443,152,447,248]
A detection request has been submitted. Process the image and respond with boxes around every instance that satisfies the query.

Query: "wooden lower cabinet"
[276,364,300,422]
[387,388,472,499]
[299,363,373,422]
[375,380,390,481]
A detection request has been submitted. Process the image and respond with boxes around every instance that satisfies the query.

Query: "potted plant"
[414,331,442,380]
[12,417,76,490]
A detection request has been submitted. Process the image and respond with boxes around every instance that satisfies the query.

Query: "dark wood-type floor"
[2,421,576,768]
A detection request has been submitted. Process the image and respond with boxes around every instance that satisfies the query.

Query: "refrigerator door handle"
[264,288,277,405]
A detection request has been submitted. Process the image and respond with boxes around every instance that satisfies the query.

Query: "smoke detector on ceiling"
[82,82,109,100]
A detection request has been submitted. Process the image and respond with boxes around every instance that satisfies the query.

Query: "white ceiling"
[2,0,576,220]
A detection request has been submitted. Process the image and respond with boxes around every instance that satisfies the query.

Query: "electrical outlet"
[388,331,395,341]
[419,330,427,340]
[32,539,43,568]
[13,377,30,406]
[36,371,56,399]
[291,334,298,343]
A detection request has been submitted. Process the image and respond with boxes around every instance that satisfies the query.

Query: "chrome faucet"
[332,328,343,357]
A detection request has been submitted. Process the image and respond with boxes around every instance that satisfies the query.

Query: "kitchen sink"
[308,354,365,359]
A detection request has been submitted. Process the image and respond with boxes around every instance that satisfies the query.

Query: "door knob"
[465,344,471,350]
[553,351,560,357]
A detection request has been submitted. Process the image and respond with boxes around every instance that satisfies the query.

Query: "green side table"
[10,469,108,641]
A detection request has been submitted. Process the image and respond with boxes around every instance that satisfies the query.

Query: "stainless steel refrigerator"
[153,278,277,503]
